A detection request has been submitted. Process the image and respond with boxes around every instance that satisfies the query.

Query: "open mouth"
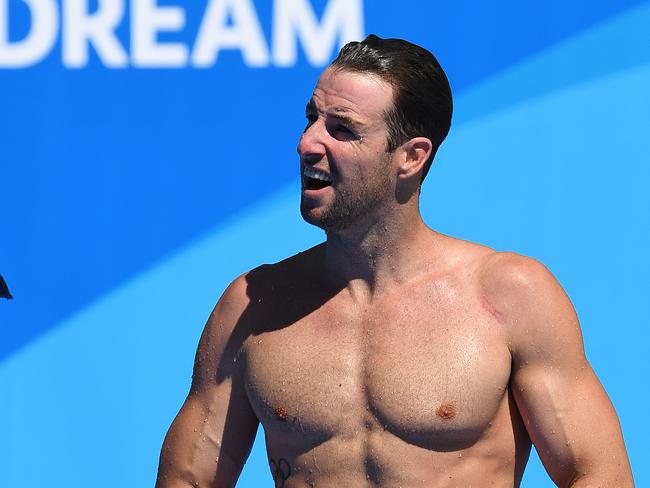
[303,167,333,191]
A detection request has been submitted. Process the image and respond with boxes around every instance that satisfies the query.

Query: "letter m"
[273,0,363,67]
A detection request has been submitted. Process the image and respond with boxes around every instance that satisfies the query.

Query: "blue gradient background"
[1,1,649,486]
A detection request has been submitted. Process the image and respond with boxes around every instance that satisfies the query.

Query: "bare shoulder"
[477,251,560,302]
[427,232,494,272]
[195,246,323,386]
[430,235,562,309]
[206,243,324,334]
[204,269,254,338]
[219,243,321,306]
[475,251,583,355]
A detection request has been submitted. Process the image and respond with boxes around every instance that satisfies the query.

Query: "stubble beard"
[301,165,392,233]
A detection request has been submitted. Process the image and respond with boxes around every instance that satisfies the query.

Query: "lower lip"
[302,185,332,198]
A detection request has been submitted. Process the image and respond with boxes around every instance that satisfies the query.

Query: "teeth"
[303,167,332,182]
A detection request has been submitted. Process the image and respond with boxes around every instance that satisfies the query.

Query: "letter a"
[192,0,269,67]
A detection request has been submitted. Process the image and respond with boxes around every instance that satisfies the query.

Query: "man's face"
[298,68,397,232]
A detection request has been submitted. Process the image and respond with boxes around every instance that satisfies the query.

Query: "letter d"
[0,0,58,67]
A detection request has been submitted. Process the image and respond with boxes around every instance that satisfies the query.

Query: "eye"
[329,122,356,141]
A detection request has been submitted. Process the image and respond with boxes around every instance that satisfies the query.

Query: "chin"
[301,210,352,234]
[300,204,325,228]
[300,194,365,233]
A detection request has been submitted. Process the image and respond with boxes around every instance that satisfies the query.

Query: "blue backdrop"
[1,0,648,485]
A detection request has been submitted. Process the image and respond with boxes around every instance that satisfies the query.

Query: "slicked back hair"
[330,35,453,183]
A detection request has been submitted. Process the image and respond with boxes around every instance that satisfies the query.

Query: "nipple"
[436,404,456,421]
[274,406,290,422]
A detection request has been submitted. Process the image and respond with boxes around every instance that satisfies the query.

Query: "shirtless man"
[155,35,633,487]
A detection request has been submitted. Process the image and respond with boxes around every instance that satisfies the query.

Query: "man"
[156,35,633,487]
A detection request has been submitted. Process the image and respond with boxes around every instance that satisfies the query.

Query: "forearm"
[156,433,241,488]
[567,469,634,488]
[156,443,241,488]
[155,478,197,488]
[569,477,634,488]
[155,432,217,487]
[156,457,238,488]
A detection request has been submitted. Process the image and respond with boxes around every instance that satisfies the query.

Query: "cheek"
[339,163,367,185]
[329,143,390,182]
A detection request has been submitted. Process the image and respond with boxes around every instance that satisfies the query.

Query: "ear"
[396,137,433,181]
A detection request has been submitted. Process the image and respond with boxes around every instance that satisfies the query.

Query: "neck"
[320,205,436,303]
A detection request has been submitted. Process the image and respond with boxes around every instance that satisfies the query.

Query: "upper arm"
[156,274,260,488]
[480,253,633,487]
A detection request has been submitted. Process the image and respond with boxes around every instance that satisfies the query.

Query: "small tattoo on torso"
[269,457,292,488]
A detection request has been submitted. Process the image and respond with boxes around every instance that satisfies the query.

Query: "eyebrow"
[330,112,362,128]
[305,99,364,128]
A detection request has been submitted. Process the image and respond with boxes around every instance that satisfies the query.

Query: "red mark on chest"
[273,406,290,422]
[436,404,457,421]
[480,296,506,325]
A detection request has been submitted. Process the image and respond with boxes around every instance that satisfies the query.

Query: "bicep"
[156,276,260,488]
[501,258,631,485]
[156,382,259,488]
[512,356,628,485]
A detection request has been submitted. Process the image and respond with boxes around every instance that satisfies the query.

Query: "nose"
[297,119,326,163]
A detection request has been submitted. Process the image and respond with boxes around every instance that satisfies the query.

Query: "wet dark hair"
[330,34,453,182]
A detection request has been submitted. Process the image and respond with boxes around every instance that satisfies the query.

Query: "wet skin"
[242,242,530,487]
[155,69,633,487]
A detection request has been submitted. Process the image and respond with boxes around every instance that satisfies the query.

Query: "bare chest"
[243,289,512,450]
